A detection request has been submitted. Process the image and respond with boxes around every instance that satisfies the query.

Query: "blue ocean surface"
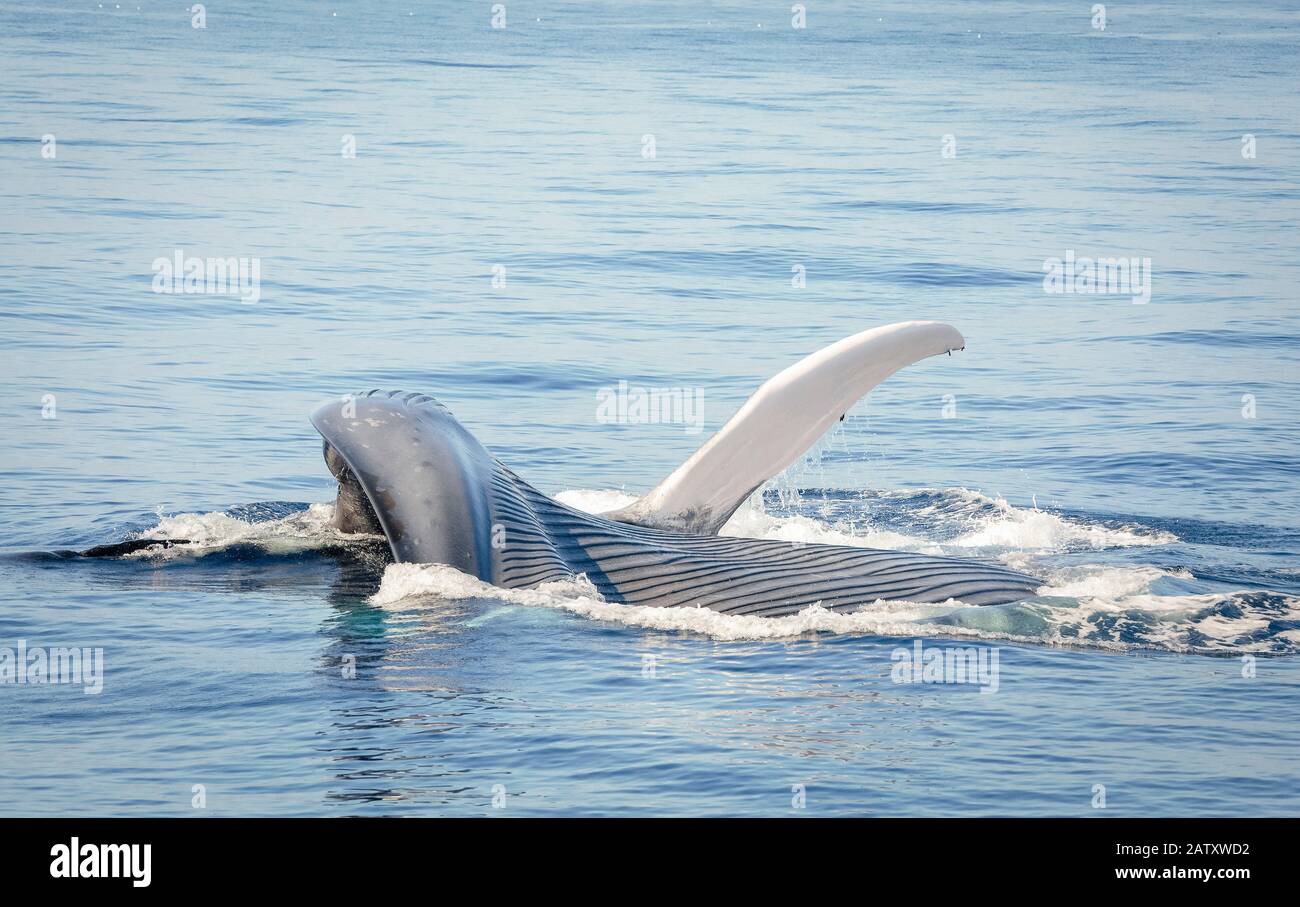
[1,0,1298,816]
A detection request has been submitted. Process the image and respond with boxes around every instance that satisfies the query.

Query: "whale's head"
[310,392,496,578]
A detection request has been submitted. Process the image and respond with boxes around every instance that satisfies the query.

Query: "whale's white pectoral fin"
[605,321,966,535]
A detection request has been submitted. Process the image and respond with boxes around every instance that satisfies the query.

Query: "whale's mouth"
[323,442,384,536]
[308,391,496,577]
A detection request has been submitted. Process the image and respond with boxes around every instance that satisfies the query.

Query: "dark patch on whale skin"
[78,538,191,557]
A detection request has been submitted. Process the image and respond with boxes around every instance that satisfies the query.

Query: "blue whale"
[313,323,1041,616]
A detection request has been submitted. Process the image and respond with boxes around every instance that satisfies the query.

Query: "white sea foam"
[370,562,990,642]
[132,502,378,557]
[559,488,937,552]
[949,497,1175,550]
[1037,565,1190,601]
[560,485,1175,554]
[368,557,1298,653]
[720,500,932,552]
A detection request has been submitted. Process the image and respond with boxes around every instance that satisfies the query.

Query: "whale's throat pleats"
[493,467,1041,612]
[312,389,1041,614]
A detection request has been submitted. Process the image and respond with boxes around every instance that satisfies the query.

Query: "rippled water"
[2,1,1299,816]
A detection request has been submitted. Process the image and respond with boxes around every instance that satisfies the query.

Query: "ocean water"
[2,0,1299,816]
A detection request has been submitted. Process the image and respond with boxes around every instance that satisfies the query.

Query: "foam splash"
[946,494,1177,550]
[1037,565,1189,601]
[132,502,379,557]
[370,562,992,642]
[369,560,1299,654]
[558,486,1175,554]
[725,501,933,552]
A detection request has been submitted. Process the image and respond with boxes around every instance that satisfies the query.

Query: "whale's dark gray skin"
[77,538,192,558]
[311,390,1042,616]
